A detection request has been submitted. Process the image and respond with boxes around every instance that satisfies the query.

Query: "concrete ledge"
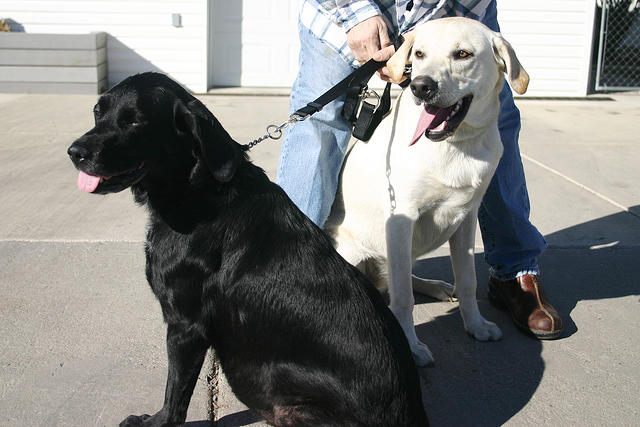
[0,80,107,94]
[0,32,107,50]
[0,32,107,94]
[0,63,108,83]
[0,47,107,67]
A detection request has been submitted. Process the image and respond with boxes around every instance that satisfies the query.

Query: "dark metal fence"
[595,0,640,91]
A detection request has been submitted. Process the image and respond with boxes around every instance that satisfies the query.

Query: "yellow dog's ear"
[492,35,529,95]
[387,30,416,84]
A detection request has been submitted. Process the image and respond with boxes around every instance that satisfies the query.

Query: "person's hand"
[346,16,401,82]
[346,15,391,63]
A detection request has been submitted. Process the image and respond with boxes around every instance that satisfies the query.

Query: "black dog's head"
[68,72,240,195]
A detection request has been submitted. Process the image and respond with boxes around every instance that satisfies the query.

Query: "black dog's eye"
[93,104,101,119]
[454,50,472,60]
[119,110,141,128]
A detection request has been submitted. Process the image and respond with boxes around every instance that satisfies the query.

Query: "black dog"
[67,72,428,427]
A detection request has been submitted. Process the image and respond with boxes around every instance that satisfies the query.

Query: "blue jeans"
[276,1,547,280]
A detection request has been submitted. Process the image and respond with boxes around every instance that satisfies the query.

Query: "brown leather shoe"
[488,274,563,339]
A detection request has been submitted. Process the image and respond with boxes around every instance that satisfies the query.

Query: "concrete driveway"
[1,90,639,426]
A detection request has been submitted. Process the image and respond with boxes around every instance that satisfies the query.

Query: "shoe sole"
[488,286,563,340]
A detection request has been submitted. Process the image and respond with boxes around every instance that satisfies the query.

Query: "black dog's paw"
[119,413,182,427]
[119,414,151,427]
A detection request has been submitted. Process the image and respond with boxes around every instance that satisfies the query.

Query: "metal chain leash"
[244,113,309,149]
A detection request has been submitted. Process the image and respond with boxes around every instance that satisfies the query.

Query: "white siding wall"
[498,0,597,96]
[0,0,209,92]
[0,0,598,95]
[233,0,597,96]
[210,0,300,88]
[239,0,300,87]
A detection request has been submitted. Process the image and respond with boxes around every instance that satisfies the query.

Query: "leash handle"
[351,82,392,142]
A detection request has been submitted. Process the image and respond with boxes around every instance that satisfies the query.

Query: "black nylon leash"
[295,35,410,125]
[292,58,386,119]
[244,58,388,149]
[244,36,410,148]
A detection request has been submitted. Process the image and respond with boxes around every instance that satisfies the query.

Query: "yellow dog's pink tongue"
[77,171,101,193]
[410,109,435,146]
[410,106,449,146]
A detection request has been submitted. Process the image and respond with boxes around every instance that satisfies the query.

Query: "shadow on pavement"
[215,209,640,426]
[215,409,263,427]
[412,208,640,426]
[413,255,543,427]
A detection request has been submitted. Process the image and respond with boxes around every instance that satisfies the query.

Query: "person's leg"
[478,0,546,280]
[479,1,562,339]
[478,82,546,280]
[276,22,355,226]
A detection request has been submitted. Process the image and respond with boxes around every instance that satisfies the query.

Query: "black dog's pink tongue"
[77,171,100,193]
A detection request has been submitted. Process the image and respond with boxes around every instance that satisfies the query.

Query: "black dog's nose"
[67,144,89,163]
[410,76,438,100]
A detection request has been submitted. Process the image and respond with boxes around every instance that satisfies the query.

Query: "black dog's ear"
[173,98,239,182]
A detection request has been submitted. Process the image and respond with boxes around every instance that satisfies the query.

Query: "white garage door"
[209,0,301,88]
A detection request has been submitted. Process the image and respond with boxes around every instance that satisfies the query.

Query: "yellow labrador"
[326,17,529,366]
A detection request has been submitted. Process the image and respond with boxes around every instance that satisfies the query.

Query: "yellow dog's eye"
[414,50,424,58]
[454,50,472,59]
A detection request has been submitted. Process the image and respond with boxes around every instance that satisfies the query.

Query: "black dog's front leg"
[120,323,208,427]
